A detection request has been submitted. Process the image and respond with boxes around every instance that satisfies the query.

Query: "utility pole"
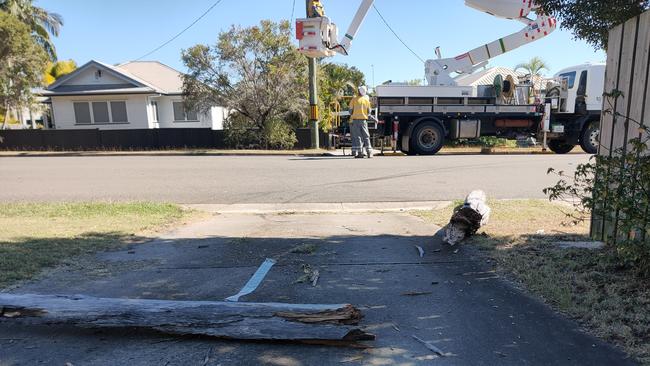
[306,0,319,149]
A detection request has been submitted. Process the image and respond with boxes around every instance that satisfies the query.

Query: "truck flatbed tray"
[379,104,539,115]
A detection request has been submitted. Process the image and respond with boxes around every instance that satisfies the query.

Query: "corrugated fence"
[592,10,650,241]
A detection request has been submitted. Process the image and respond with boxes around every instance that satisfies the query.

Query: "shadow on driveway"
[0,213,637,366]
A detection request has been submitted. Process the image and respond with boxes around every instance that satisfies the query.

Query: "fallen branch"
[0,294,374,343]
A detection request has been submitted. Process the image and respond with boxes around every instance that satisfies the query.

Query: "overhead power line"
[135,0,225,61]
[290,0,296,27]
[372,4,425,64]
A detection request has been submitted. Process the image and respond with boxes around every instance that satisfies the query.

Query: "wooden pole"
[307,0,320,149]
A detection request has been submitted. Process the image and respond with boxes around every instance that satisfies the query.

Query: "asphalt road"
[0,154,589,203]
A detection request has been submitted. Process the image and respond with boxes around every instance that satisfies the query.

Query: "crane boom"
[297,1,557,86]
[335,0,375,55]
[426,0,556,86]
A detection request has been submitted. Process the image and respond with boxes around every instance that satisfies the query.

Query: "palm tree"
[515,57,549,100]
[0,0,63,60]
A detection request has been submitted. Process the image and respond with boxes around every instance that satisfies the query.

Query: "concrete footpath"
[0,212,635,366]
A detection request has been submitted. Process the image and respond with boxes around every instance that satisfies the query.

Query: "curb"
[0,151,335,158]
[0,149,588,158]
[183,201,452,214]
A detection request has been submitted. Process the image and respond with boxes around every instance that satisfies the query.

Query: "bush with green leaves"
[545,90,650,275]
[223,112,297,150]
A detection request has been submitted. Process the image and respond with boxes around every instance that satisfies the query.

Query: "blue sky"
[37,0,605,85]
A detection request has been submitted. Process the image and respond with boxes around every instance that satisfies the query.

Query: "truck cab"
[554,63,605,115]
[545,63,605,154]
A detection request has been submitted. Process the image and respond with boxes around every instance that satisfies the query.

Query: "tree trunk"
[1,105,8,130]
[0,294,374,343]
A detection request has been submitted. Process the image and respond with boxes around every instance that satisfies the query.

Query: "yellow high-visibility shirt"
[350,95,371,120]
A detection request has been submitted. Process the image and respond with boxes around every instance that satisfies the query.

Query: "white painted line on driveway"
[225,258,277,302]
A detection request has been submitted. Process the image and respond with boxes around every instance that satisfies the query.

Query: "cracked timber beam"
[0,294,374,343]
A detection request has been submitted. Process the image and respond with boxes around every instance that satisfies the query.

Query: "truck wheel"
[580,123,600,154]
[548,140,575,154]
[411,122,445,155]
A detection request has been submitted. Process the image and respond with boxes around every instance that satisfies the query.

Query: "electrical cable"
[372,4,425,64]
[290,0,296,27]
[135,0,225,61]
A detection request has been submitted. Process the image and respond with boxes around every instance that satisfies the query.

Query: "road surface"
[0,154,588,203]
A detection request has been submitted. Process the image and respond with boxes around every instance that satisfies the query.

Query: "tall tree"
[43,59,76,85]
[0,11,47,130]
[319,62,365,128]
[182,20,307,149]
[0,0,63,60]
[536,0,649,49]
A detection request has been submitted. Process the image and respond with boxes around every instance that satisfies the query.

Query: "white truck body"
[553,63,606,114]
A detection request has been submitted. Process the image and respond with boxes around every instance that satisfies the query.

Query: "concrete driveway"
[0,154,588,203]
[0,211,634,366]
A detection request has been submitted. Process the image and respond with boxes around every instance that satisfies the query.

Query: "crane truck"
[296,0,604,155]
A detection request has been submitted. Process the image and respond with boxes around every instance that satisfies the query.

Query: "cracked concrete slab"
[0,213,636,366]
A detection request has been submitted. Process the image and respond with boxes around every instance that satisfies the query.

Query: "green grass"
[415,200,650,365]
[0,202,192,288]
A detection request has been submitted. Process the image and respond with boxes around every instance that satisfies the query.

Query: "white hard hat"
[358,85,368,96]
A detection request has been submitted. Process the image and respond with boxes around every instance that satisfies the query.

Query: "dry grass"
[0,202,194,288]
[415,200,650,365]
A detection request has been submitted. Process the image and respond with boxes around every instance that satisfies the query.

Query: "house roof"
[117,61,184,94]
[43,59,184,96]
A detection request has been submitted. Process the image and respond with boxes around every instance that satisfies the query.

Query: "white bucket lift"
[296,0,374,58]
[296,17,339,58]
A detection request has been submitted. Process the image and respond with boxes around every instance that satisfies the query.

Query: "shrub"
[224,112,297,150]
[265,118,297,150]
[545,90,650,276]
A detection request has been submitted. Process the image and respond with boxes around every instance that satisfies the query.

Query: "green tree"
[0,11,47,130]
[182,20,306,149]
[407,79,423,86]
[515,56,549,98]
[0,0,63,60]
[43,59,76,85]
[536,0,649,49]
[515,57,549,78]
[319,62,365,129]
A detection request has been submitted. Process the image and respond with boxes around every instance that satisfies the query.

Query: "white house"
[42,60,225,130]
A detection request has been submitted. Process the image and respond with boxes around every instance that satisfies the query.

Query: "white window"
[110,101,128,123]
[150,101,159,122]
[73,101,129,124]
[173,101,199,122]
[92,102,110,123]
[73,102,91,124]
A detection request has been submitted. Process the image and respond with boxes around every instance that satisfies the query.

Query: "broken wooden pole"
[0,294,374,343]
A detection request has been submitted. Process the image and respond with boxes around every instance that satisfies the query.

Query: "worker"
[309,0,325,17]
[349,85,373,158]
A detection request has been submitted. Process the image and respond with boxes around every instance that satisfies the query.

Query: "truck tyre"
[411,121,445,155]
[548,140,575,154]
[580,122,600,154]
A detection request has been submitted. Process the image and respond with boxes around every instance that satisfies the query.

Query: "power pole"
[306,0,320,149]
